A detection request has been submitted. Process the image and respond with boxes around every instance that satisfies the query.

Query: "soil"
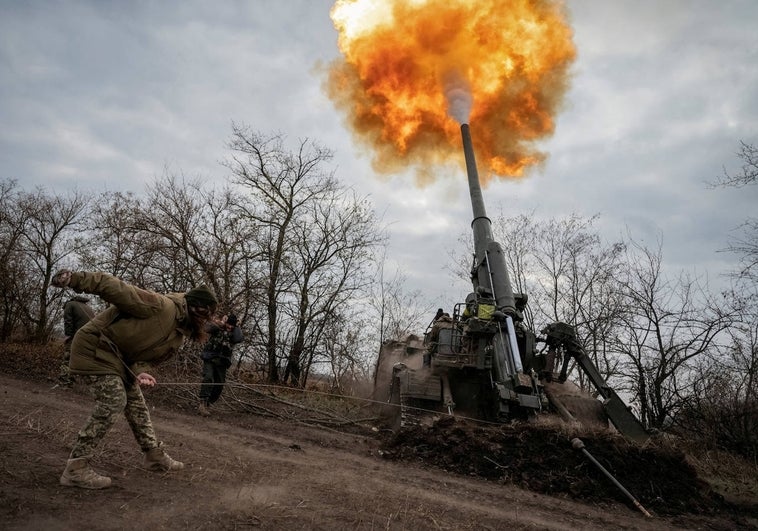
[2,370,757,531]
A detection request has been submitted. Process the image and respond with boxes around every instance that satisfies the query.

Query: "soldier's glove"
[51,269,73,288]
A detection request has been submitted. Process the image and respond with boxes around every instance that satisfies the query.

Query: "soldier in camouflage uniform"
[59,295,95,387]
[198,313,243,416]
[50,269,218,489]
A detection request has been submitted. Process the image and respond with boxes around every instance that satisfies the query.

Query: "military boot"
[60,457,112,489]
[197,401,210,417]
[144,444,184,472]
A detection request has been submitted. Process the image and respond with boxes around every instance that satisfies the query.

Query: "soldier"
[58,295,95,387]
[197,313,244,416]
[49,269,218,489]
[426,309,452,366]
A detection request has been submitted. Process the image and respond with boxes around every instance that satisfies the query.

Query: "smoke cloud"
[444,72,472,125]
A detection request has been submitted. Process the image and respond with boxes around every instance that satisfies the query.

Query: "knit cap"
[184,285,218,309]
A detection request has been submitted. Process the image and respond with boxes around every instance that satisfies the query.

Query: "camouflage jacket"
[67,272,194,382]
[201,323,243,361]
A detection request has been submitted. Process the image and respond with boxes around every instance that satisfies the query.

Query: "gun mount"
[376,123,649,444]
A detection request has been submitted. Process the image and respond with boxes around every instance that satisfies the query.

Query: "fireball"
[325,0,576,185]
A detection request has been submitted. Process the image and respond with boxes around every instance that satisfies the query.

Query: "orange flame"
[325,0,576,186]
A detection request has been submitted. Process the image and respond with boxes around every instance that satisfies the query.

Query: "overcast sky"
[1,0,756,312]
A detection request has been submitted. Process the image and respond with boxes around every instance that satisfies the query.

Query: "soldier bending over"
[50,270,218,489]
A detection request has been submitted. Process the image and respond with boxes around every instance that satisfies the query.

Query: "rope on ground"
[151,378,505,428]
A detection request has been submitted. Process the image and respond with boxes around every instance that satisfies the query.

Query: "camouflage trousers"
[58,344,73,385]
[70,374,158,458]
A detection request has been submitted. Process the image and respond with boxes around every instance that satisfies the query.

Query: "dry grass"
[2,341,63,382]
[4,407,76,441]
[686,447,758,505]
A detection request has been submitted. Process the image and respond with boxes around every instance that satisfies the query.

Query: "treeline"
[0,125,431,392]
[2,127,755,459]
[485,212,756,459]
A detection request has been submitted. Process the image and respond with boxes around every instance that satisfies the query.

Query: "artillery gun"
[376,123,649,444]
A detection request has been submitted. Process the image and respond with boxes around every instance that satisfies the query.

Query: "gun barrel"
[460,123,516,315]
[461,123,492,259]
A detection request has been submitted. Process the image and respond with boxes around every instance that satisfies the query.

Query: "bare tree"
[319,313,375,396]
[716,290,758,457]
[664,140,758,454]
[369,253,432,348]
[138,173,216,292]
[79,190,161,284]
[713,141,758,188]
[489,212,628,387]
[282,189,387,387]
[676,286,758,459]
[0,180,34,340]
[17,187,90,341]
[130,172,261,306]
[496,213,539,298]
[225,125,341,383]
[366,255,435,393]
[712,141,758,283]
[134,174,266,370]
[557,229,627,390]
[613,237,734,429]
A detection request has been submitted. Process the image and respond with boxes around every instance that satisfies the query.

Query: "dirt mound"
[379,416,725,517]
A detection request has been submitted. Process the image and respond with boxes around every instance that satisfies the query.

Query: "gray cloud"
[1,0,756,305]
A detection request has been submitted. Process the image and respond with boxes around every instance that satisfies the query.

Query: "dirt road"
[0,373,751,530]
